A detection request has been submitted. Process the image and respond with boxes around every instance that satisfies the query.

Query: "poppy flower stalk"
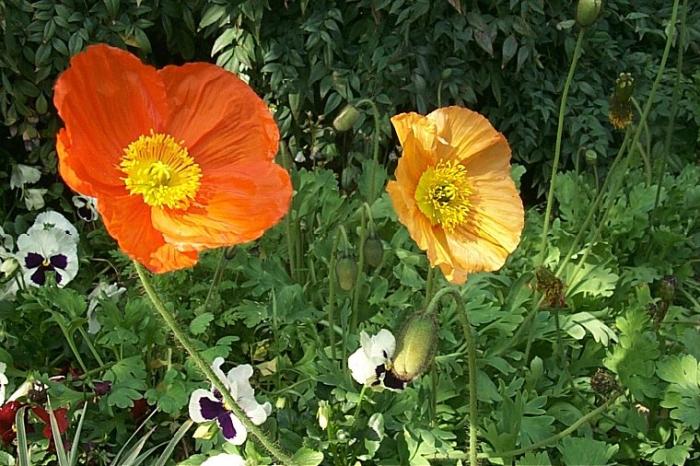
[134,263,292,464]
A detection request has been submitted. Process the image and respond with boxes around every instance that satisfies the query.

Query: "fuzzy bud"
[585,149,597,166]
[333,105,361,132]
[390,313,438,385]
[336,257,358,291]
[590,368,618,398]
[576,0,603,27]
[363,238,384,268]
[317,400,331,430]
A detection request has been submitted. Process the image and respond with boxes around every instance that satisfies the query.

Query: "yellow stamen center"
[120,133,202,209]
[415,160,472,232]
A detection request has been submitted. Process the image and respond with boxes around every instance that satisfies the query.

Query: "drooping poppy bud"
[387,312,438,388]
[336,256,358,291]
[333,105,361,132]
[576,0,603,27]
[363,237,384,268]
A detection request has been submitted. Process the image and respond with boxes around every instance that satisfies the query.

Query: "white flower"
[189,358,272,445]
[87,282,126,334]
[15,229,78,287]
[0,363,7,404]
[348,329,395,387]
[0,227,12,255]
[201,453,246,466]
[24,188,48,211]
[10,164,41,190]
[28,211,79,242]
[72,195,99,222]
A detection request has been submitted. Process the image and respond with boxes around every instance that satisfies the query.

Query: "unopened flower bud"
[363,238,384,268]
[590,368,618,398]
[576,0,603,27]
[658,275,677,304]
[585,149,597,166]
[614,73,634,102]
[0,258,18,278]
[336,256,358,291]
[390,313,438,385]
[333,105,361,132]
[317,400,331,430]
[193,421,218,440]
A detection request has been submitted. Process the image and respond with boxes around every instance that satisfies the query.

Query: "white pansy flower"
[0,363,7,404]
[28,211,79,242]
[348,329,396,387]
[201,453,246,466]
[15,229,78,287]
[72,195,99,222]
[189,358,272,445]
[87,282,126,334]
[10,164,41,190]
[24,188,48,211]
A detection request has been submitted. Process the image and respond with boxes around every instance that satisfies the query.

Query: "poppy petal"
[98,193,197,273]
[151,161,292,249]
[159,63,279,169]
[427,106,508,164]
[53,44,168,196]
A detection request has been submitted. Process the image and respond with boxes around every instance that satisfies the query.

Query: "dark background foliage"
[1,0,698,204]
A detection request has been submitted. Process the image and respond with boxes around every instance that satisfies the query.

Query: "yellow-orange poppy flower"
[54,45,292,273]
[387,107,524,284]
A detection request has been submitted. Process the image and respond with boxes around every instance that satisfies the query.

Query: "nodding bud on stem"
[576,0,603,27]
[336,256,358,291]
[363,237,384,268]
[333,105,361,132]
[608,72,634,130]
[585,149,597,166]
[389,312,438,385]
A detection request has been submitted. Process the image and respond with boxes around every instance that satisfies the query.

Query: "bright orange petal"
[53,44,168,196]
[159,63,279,169]
[151,161,292,249]
[56,129,96,197]
[98,192,198,273]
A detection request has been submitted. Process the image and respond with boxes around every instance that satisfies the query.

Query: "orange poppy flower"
[54,45,292,273]
[387,107,524,284]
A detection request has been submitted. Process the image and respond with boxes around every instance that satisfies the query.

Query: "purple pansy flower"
[188,358,271,445]
[72,195,99,222]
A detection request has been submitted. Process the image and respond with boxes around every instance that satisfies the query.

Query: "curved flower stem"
[327,230,342,360]
[425,287,478,466]
[202,249,226,313]
[350,206,368,331]
[355,98,382,203]
[537,29,585,266]
[134,262,293,465]
[429,395,617,462]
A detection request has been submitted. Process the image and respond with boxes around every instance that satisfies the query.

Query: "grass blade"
[69,404,88,466]
[109,407,159,466]
[15,406,30,466]
[47,400,69,466]
[153,420,193,466]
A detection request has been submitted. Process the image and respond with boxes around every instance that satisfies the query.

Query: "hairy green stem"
[652,0,688,217]
[537,30,585,265]
[355,98,382,202]
[425,288,478,466]
[350,207,368,331]
[202,249,225,313]
[327,230,342,360]
[134,263,293,465]
[429,396,617,462]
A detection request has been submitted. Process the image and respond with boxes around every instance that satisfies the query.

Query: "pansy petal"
[226,364,255,400]
[54,44,168,197]
[159,63,279,169]
[188,389,221,423]
[218,413,247,445]
[28,211,78,241]
[372,330,397,360]
[348,347,378,385]
[152,161,292,249]
[201,453,246,466]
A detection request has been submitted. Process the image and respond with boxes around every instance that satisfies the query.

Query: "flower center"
[120,133,202,209]
[415,160,472,232]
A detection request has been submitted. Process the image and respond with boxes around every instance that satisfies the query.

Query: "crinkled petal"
[218,412,247,445]
[348,347,378,385]
[53,44,168,197]
[159,62,279,168]
[151,161,292,250]
[188,389,221,423]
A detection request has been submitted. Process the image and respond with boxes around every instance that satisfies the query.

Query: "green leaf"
[516,452,551,466]
[189,312,214,335]
[656,355,700,429]
[559,437,618,466]
[291,448,324,466]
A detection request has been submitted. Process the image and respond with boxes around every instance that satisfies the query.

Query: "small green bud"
[390,313,438,384]
[363,238,384,268]
[0,258,18,279]
[193,421,218,440]
[576,0,603,27]
[658,275,677,304]
[614,73,634,102]
[585,149,597,166]
[317,400,331,430]
[333,105,361,132]
[336,257,358,291]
